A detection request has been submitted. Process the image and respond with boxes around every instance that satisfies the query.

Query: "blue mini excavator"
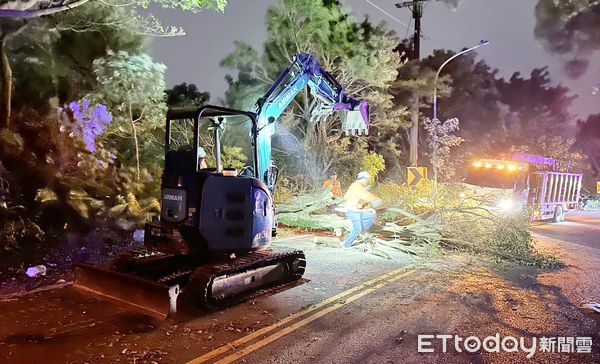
[74,54,369,318]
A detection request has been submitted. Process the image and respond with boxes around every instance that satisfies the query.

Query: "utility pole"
[396,0,429,167]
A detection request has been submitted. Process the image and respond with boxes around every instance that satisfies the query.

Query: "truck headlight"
[497,198,514,212]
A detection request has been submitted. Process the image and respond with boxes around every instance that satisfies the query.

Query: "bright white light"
[498,199,514,211]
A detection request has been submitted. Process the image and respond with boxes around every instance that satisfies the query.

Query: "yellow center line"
[214,269,416,364]
[188,267,409,363]
[187,267,416,364]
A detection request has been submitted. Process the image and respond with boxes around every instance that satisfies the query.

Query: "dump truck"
[464,153,583,222]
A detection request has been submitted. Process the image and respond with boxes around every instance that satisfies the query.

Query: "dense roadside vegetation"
[0,0,596,272]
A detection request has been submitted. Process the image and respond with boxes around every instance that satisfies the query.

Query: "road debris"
[133,229,145,243]
[25,265,47,278]
[582,302,600,314]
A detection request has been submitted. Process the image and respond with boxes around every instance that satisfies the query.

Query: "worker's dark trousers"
[343,209,376,248]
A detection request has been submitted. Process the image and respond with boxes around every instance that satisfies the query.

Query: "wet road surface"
[531,211,600,250]
[1,212,599,363]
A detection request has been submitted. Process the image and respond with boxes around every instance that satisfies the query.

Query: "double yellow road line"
[187,266,417,364]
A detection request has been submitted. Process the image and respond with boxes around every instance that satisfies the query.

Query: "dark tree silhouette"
[576,114,600,174]
[165,83,210,107]
[0,0,90,127]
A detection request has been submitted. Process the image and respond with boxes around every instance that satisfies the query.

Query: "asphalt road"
[531,211,600,250]
[1,212,599,363]
[240,212,600,364]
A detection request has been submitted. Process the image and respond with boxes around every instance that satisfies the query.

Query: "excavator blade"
[73,264,180,319]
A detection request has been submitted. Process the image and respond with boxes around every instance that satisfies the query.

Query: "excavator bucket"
[341,102,369,136]
[73,264,180,319]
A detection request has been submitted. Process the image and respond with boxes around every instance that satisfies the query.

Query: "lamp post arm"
[433,41,489,120]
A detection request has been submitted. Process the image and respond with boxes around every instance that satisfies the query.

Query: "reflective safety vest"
[323,179,342,198]
[344,181,377,211]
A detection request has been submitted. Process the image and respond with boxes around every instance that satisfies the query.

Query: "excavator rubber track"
[74,249,305,318]
[187,250,306,311]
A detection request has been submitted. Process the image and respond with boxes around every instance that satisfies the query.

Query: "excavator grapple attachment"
[74,263,180,319]
[342,102,369,136]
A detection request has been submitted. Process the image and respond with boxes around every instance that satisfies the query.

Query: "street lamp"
[433,40,490,121]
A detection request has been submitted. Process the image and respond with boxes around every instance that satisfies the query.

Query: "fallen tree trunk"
[277,191,558,267]
[276,189,339,214]
[277,213,350,231]
[277,189,348,231]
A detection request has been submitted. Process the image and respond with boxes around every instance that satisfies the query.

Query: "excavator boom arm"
[254,53,369,191]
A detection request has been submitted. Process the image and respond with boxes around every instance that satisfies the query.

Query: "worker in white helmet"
[342,171,383,249]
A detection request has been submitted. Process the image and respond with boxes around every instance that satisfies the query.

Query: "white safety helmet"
[357,171,371,181]
[198,146,207,158]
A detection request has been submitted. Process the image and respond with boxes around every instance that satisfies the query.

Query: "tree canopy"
[10,2,146,115]
[221,0,403,184]
[0,0,229,127]
[89,50,167,179]
[166,83,210,107]
[0,0,227,18]
[417,50,577,158]
[534,0,600,78]
[576,113,600,174]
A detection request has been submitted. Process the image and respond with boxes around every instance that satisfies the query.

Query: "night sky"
[149,0,600,120]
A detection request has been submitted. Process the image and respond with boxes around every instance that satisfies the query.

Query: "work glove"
[370,198,383,209]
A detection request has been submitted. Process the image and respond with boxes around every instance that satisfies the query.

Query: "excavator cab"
[150,105,274,254]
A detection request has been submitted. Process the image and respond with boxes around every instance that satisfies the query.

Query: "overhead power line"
[365,0,412,31]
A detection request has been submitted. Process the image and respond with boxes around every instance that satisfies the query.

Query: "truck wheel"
[553,206,564,223]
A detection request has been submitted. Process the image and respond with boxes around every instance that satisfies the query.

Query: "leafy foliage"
[82,0,229,36]
[128,0,228,12]
[440,207,561,268]
[414,50,582,181]
[421,56,575,150]
[109,168,161,228]
[0,218,45,251]
[61,100,113,153]
[89,50,167,179]
[273,177,302,204]
[423,117,463,183]
[361,152,386,183]
[576,113,600,175]
[204,145,248,171]
[584,199,600,210]
[0,0,232,248]
[277,180,559,267]
[166,83,210,107]
[10,1,146,116]
[0,104,161,241]
[221,0,403,185]
[3,47,171,237]
[373,180,465,218]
